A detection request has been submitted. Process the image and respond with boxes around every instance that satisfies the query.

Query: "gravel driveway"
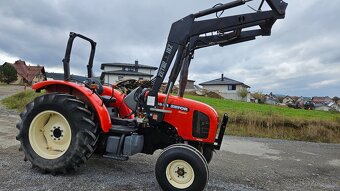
[0,86,339,191]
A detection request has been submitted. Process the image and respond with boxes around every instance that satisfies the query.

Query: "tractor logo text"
[158,103,189,112]
[165,44,173,54]
[158,61,167,78]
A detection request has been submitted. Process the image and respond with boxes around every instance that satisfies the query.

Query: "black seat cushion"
[101,95,116,104]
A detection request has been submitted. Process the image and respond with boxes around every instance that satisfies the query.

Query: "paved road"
[0,87,339,190]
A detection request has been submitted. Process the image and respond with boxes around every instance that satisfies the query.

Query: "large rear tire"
[155,144,209,191]
[16,93,98,174]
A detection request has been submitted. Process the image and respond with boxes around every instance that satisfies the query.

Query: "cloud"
[0,0,339,97]
[308,80,338,89]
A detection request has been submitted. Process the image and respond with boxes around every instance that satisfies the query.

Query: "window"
[118,76,123,80]
[228,85,236,91]
[128,67,134,71]
[139,77,143,80]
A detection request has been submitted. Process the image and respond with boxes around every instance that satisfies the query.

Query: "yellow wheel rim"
[29,110,71,159]
[166,160,195,189]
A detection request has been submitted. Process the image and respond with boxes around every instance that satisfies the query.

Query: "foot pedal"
[103,154,129,161]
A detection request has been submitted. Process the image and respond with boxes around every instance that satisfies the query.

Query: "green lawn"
[1,90,43,112]
[184,95,339,121]
[185,94,340,143]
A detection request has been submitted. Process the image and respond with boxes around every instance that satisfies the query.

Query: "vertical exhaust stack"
[221,74,224,81]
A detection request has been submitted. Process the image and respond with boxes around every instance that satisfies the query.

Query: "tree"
[237,87,248,101]
[252,91,264,103]
[277,96,284,103]
[0,64,18,84]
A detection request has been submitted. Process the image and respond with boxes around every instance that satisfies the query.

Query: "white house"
[199,74,250,101]
[282,96,295,105]
[100,61,157,84]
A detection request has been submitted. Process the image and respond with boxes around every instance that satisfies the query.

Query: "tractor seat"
[101,95,116,105]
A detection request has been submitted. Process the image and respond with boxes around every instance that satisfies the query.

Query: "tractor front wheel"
[16,93,98,174]
[155,144,209,191]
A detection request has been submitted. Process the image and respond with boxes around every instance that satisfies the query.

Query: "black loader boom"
[145,0,287,116]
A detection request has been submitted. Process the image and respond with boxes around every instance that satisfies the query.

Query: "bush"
[0,64,17,84]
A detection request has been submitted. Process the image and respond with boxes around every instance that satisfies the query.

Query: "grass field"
[1,90,43,112]
[185,94,340,143]
[2,90,340,143]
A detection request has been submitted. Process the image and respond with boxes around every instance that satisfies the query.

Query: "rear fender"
[32,80,112,132]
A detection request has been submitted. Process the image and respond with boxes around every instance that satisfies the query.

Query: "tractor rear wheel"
[155,144,209,191]
[16,93,98,174]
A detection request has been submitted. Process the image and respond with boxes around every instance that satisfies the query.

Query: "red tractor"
[16,0,287,190]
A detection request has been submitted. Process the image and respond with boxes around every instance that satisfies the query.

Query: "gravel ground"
[0,86,339,191]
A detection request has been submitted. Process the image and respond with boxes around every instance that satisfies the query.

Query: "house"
[2,60,46,85]
[199,74,250,101]
[311,96,333,105]
[294,96,311,109]
[264,92,279,105]
[328,102,340,112]
[315,105,335,112]
[100,60,157,84]
[185,80,196,91]
[282,96,294,104]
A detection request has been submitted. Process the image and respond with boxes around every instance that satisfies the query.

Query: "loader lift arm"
[146,0,287,114]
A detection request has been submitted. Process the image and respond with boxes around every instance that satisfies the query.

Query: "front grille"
[192,111,210,139]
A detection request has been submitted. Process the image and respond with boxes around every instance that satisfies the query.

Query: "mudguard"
[32,80,112,132]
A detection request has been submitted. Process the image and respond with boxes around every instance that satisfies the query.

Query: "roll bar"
[62,32,97,81]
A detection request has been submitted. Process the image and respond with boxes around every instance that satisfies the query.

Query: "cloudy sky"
[0,0,339,97]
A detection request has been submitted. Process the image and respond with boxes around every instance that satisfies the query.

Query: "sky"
[0,0,339,97]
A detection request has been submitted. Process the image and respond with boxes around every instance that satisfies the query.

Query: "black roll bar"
[62,32,97,81]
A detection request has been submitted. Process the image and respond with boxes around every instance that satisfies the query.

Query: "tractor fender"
[32,80,112,132]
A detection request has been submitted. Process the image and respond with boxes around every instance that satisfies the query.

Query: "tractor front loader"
[16,0,287,190]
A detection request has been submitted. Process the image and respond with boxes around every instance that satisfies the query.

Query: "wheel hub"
[166,160,195,189]
[176,167,186,177]
[51,126,64,140]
